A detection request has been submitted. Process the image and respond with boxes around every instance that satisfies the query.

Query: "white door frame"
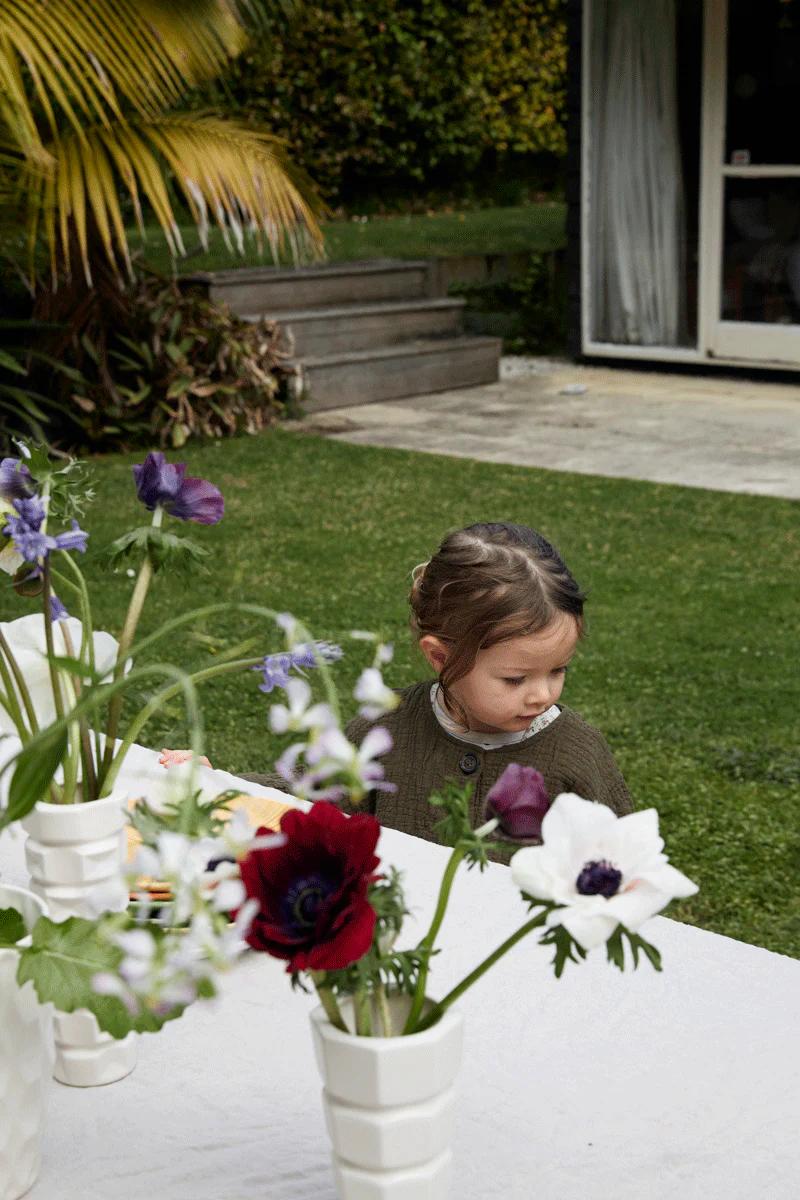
[700,0,800,365]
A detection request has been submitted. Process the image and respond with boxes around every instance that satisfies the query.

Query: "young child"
[239,521,632,844]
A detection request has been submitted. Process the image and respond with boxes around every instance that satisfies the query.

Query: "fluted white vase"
[22,790,137,1087]
[311,997,463,1200]
[0,883,53,1200]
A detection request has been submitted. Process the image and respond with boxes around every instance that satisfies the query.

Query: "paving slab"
[293,357,800,500]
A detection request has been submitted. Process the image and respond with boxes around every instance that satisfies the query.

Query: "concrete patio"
[295,357,800,500]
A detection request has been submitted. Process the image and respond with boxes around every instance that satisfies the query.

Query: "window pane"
[721,177,800,322]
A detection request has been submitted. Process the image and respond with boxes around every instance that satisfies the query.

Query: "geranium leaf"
[1,727,68,829]
[15,915,187,1037]
[0,906,26,946]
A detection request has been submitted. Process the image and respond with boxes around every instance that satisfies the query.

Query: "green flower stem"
[0,663,203,823]
[0,630,38,736]
[100,507,162,781]
[103,653,263,788]
[0,642,29,741]
[99,667,204,800]
[402,844,467,1035]
[376,981,393,1037]
[52,555,101,772]
[411,910,550,1035]
[124,602,342,727]
[310,971,347,1032]
[59,622,96,802]
[354,988,372,1036]
[41,563,65,725]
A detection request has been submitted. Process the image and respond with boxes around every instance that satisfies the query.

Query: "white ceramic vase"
[311,996,463,1200]
[0,883,53,1200]
[22,791,137,1087]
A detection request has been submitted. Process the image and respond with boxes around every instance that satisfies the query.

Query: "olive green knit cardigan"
[242,682,632,854]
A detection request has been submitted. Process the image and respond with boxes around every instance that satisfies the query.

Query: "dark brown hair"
[410,522,585,721]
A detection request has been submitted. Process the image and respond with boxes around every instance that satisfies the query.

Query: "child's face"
[422,613,580,734]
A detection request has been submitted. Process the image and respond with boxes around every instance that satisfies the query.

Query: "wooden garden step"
[252,297,465,357]
[183,259,431,315]
[299,336,502,411]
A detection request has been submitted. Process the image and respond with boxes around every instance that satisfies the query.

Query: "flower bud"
[484,763,550,841]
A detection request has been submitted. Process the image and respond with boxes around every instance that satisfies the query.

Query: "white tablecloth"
[1,747,798,1200]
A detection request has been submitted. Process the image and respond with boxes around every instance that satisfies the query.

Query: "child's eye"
[503,676,526,686]
[552,666,569,675]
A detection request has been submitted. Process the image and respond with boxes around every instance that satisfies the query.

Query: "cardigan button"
[459,752,479,775]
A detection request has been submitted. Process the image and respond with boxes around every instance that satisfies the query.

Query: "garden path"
[294,357,800,500]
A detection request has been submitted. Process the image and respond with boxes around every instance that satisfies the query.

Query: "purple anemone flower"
[484,764,551,842]
[3,497,88,563]
[0,457,34,502]
[132,452,224,525]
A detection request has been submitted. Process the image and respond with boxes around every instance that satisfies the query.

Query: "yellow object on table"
[126,793,294,900]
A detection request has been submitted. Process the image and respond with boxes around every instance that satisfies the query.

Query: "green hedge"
[222,1,567,202]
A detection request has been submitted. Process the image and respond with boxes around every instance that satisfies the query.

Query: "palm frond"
[17,115,323,283]
[0,0,247,153]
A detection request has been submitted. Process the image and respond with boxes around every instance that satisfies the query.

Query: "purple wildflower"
[132,452,224,525]
[49,593,69,621]
[53,520,89,553]
[253,641,343,693]
[290,641,343,669]
[3,497,88,563]
[0,457,33,502]
[256,653,293,693]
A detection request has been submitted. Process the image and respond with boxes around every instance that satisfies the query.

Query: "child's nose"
[524,678,552,706]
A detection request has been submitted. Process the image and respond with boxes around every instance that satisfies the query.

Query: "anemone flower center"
[576,859,622,898]
[282,873,336,933]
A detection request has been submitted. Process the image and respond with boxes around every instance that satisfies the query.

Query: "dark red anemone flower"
[239,803,381,973]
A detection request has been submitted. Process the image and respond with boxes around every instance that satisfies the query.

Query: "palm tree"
[0,0,321,285]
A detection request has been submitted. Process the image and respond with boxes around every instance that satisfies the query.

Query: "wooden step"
[254,298,465,357]
[183,259,431,315]
[299,336,502,411]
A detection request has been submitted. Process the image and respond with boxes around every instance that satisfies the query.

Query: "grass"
[130,203,567,275]
[4,430,798,959]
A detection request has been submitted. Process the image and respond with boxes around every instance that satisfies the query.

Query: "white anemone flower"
[510,794,698,951]
[354,667,400,720]
[268,678,335,734]
[0,613,123,735]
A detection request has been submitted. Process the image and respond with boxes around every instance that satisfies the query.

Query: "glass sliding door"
[704,0,800,363]
[584,0,702,351]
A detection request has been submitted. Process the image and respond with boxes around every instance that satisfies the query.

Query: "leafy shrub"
[219,1,567,202]
[41,272,298,451]
[453,251,567,354]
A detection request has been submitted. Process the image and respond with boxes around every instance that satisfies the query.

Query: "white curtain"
[590,0,687,345]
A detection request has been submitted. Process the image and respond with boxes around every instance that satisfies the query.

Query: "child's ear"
[419,635,449,673]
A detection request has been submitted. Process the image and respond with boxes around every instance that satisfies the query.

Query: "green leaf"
[1,727,68,830]
[0,906,26,946]
[105,526,209,572]
[538,922,587,978]
[15,915,186,1037]
[0,349,27,376]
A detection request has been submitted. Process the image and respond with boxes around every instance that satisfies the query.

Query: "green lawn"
[132,203,567,275]
[4,430,798,959]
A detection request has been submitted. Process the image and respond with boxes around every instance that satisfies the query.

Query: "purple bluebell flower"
[53,520,89,553]
[255,653,293,693]
[3,496,89,563]
[290,641,343,669]
[132,452,224,525]
[0,457,33,502]
[49,593,69,621]
[253,641,343,693]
